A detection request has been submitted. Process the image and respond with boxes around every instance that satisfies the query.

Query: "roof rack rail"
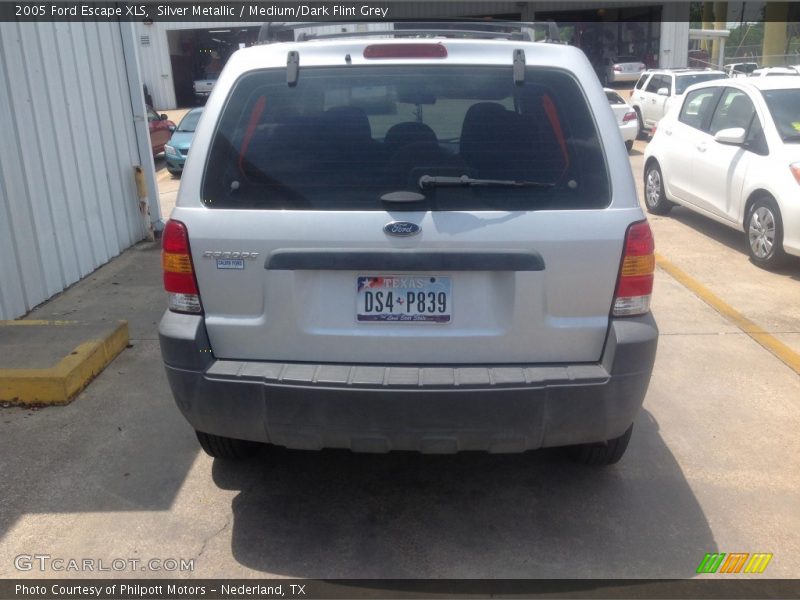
[257,21,561,45]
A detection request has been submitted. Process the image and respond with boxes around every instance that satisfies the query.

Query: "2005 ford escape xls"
[158,22,658,465]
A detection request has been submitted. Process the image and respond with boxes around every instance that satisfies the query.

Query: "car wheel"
[167,168,180,177]
[195,431,259,459]
[635,108,648,140]
[625,140,634,153]
[644,163,672,215]
[746,197,787,270]
[569,424,633,466]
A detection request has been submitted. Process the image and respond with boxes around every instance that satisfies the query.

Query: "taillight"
[613,65,623,72]
[790,163,800,185]
[623,111,637,123]
[162,219,202,314]
[364,43,447,59]
[613,221,655,317]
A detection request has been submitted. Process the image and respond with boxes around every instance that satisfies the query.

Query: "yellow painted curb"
[0,320,129,405]
[655,253,800,376]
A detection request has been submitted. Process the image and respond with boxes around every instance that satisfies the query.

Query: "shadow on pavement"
[215,409,716,578]
[667,207,800,279]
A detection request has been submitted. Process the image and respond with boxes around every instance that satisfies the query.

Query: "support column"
[711,2,728,66]
[702,1,715,50]
[763,4,789,66]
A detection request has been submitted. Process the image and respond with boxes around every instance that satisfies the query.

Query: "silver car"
[158,22,658,465]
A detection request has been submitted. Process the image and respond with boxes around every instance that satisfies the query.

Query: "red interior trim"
[238,95,266,173]
[541,94,569,173]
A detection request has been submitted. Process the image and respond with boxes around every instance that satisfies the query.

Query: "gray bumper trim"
[159,311,657,453]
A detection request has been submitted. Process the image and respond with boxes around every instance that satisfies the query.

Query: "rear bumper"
[620,120,638,142]
[609,72,642,83]
[158,312,658,453]
[165,154,186,171]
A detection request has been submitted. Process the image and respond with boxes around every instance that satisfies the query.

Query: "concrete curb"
[0,320,129,405]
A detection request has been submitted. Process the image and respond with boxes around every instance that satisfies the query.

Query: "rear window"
[201,65,610,211]
[675,73,725,95]
[605,90,626,104]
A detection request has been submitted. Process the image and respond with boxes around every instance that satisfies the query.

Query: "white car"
[749,67,800,78]
[631,69,727,137]
[158,22,658,465]
[605,88,638,152]
[604,56,646,85]
[644,77,800,269]
[725,62,759,78]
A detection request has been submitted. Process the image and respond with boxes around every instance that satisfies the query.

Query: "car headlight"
[164,144,177,156]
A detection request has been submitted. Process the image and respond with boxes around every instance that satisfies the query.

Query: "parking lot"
[1,118,799,580]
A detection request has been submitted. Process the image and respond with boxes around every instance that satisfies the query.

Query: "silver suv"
[631,68,726,136]
[158,22,658,465]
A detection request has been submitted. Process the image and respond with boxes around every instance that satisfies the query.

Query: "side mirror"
[168,124,176,133]
[714,127,746,146]
[160,114,169,120]
[657,87,670,97]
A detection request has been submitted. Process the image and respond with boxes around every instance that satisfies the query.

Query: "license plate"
[356,276,451,323]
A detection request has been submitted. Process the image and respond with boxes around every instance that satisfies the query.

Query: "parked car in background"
[643,77,800,269]
[147,105,175,155]
[725,62,759,78]
[604,56,646,85]
[605,88,638,152]
[164,108,203,176]
[158,23,658,466]
[749,67,800,78]
[193,72,220,104]
[631,68,726,137]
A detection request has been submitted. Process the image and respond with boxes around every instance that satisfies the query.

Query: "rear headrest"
[321,105,372,143]
[384,122,438,156]
[459,102,509,166]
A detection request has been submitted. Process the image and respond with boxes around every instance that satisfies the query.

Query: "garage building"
[135,1,691,110]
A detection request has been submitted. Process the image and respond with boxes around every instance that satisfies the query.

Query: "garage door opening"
[166,27,260,107]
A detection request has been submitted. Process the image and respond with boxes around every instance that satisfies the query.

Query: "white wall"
[0,22,149,320]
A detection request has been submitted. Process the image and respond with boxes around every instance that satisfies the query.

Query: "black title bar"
[4,580,800,600]
[5,2,397,22]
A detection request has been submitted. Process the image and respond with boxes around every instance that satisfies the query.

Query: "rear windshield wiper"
[419,175,554,189]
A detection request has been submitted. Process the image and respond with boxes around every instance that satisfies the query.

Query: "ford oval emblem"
[383,221,420,237]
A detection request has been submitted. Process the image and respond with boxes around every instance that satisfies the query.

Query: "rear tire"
[569,424,633,466]
[195,431,259,459]
[746,196,788,270]
[644,162,672,215]
[625,140,634,153]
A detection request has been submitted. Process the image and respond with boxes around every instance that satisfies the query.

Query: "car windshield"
[675,73,725,94]
[761,88,800,142]
[201,65,610,211]
[177,111,202,132]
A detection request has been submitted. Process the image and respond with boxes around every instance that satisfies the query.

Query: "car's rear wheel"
[746,196,788,270]
[644,163,672,215]
[195,431,260,459]
[625,140,634,153]
[569,424,633,466]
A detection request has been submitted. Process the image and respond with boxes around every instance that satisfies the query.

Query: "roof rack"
[257,21,561,45]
